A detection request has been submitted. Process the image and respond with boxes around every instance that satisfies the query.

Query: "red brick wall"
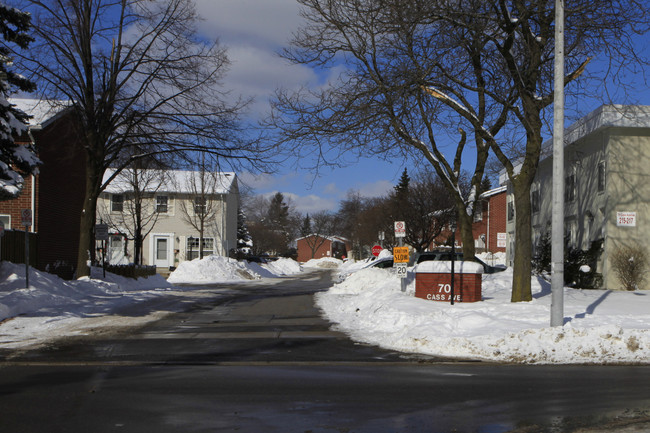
[486,191,506,252]
[0,112,86,273]
[297,236,332,262]
[34,114,86,272]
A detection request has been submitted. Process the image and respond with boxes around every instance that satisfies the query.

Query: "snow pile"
[0,262,177,348]
[0,262,171,320]
[167,255,302,284]
[262,257,303,276]
[316,267,650,364]
[302,257,343,269]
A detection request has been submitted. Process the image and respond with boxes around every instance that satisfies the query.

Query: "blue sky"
[195,0,650,215]
[195,0,408,214]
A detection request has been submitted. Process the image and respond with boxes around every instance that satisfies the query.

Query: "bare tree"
[177,157,225,260]
[399,171,455,253]
[11,0,273,276]
[271,0,650,301]
[302,210,338,259]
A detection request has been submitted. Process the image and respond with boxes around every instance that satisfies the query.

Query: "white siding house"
[504,105,650,289]
[97,169,239,271]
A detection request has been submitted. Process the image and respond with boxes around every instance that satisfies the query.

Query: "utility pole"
[551,0,565,327]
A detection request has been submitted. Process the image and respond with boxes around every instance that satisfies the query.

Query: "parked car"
[413,251,506,274]
[336,256,394,281]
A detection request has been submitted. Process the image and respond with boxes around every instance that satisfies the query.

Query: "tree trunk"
[76,159,102,278]
[456,201,476,259]
[511,178,533,302]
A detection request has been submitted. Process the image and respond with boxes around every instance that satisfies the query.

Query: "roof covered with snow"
[102,168,238,195]
[9,98,72,128]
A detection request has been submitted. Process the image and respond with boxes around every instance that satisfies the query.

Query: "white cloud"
[356,179,393,198]
[285,193,338,215]
[194,0,313,118]
[195,0,301,48]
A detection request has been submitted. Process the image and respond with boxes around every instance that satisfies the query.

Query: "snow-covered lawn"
[1,255,648,364]
[317,263,650,364]
[0,257,302,349]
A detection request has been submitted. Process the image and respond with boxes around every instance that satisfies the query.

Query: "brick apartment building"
[432,186,507,254]
[296,235,350,262]
[472,186,507,253]
[0,99,85,276]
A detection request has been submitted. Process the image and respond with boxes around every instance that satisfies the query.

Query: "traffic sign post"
[393,221,408,291]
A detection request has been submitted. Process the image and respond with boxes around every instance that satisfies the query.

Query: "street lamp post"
[450,219,457,305]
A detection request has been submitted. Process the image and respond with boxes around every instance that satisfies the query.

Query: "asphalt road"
[0,270,649,433]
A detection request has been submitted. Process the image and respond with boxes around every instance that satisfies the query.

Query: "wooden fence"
[0,230,38,265]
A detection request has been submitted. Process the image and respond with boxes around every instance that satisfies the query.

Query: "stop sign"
[371,245,383,257]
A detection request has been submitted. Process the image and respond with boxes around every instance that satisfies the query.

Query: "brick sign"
[415,273,482,303]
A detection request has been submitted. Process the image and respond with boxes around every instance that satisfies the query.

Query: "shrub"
[564,239,603,289]
[611,243,649,291]
[532,230,552,275]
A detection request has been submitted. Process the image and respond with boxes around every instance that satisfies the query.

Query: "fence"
[0,229,38,265]
[105,264,157,279]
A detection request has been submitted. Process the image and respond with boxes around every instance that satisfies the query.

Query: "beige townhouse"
[97,168,239,272]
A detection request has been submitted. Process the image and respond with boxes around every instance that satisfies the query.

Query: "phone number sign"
[617,211,637,227]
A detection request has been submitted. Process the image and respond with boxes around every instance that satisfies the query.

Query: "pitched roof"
[9,98,73,129]
[102,168,238,195]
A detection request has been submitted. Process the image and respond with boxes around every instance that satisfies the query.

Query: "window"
[0,214,10,229]
[565,173,576,203]
[507,200,515,222]
[194,197,207,215]
[597,161,606,193]
[156,195,169,213]
[531,189,540,214]
[186,237,214,260]
[111,194,124,212]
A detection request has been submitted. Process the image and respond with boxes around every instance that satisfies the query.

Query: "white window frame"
[156,195,169,214]
[0,214,11,229]
[111,194,124,212]
[186,236,214,260]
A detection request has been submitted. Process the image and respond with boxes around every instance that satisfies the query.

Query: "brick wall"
[0,112,85,274]
[34,113,86,272]
[0,138,38,231]
[297,236,332,262]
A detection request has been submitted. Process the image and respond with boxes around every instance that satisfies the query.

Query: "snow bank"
[167,255,302,284]
[302,257,343,269]
[415,260,484,274]
[316,267,650,364]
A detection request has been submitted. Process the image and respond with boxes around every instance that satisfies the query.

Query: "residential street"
[0,270,649,433]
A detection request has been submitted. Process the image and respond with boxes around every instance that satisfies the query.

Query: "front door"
[153,235,171,268]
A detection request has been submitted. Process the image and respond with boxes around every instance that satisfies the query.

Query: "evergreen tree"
[236,207,252,254]
[394,168,410,198]
[301,214,311,237]
[392,168,410,222]
[0,4,38,200]
[267,192,289,227]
